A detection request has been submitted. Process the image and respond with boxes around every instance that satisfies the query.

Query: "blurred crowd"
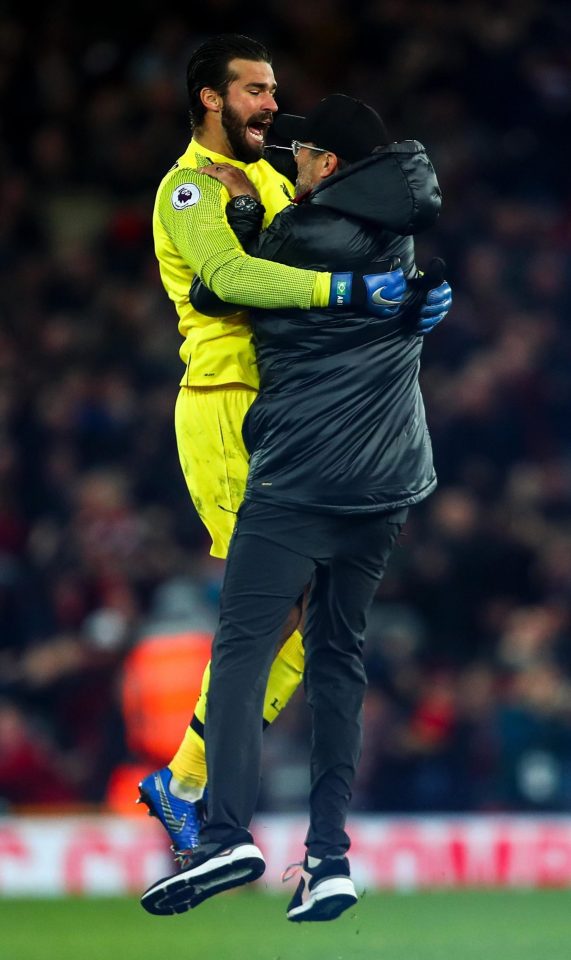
[1,1,571,814]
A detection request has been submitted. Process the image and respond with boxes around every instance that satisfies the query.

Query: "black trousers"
[201,499,407,859]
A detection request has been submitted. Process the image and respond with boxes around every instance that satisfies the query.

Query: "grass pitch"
[1,889,569,960]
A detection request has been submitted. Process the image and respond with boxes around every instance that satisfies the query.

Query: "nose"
[262,91,278,113]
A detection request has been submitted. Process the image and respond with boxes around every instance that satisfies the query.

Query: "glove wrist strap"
[329,272,353,308]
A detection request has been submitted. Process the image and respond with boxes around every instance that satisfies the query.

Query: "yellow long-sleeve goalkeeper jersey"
[153,138,331,388]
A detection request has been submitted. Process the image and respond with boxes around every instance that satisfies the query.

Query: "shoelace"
[281,860,304,884]
[172,846,194,870]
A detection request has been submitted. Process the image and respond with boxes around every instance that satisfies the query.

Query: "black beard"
[221,102,265,163]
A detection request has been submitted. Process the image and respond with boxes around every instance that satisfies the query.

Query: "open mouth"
[246,120,270,145]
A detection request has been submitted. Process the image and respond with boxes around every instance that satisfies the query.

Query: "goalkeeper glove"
[329,257,406,319]
[407,258,452,334]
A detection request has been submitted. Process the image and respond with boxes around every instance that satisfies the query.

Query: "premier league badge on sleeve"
[171,183,201,210]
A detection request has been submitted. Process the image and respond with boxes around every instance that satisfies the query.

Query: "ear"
[319,152,339,180]
[201,87,222,115]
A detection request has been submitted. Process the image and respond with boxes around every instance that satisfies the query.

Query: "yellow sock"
[168,661,209,789]
[263,629,304,725]
[168,630,305,786]
[168,725,207,790]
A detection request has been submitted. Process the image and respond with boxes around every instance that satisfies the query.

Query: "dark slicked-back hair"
[186,34,272,130]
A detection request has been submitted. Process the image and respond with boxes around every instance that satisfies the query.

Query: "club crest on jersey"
[171,183,201,209]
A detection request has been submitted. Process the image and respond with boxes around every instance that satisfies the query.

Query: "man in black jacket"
[141,95,451,922]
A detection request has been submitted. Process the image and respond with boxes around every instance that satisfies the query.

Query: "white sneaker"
[285,855,358,922]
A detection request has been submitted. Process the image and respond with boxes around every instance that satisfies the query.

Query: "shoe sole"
[287,877,358,923]
[140,844,266,916]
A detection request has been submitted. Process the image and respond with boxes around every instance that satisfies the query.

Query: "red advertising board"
[1,815,571,895]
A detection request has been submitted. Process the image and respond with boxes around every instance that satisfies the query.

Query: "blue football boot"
[137,767,206,867]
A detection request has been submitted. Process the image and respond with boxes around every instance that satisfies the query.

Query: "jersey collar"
[180,138,251,171]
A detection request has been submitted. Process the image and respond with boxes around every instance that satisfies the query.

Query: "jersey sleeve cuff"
[310,272,333,308]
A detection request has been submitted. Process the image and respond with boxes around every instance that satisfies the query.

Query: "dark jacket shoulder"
[309,140,442,235]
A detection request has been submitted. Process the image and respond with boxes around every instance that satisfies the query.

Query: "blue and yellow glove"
[330,257,407,318]
[407,258,453,334]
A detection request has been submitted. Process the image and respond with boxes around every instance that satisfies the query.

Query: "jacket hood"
[309,140,442,235]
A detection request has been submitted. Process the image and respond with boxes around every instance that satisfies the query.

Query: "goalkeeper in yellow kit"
[137,33,408,861]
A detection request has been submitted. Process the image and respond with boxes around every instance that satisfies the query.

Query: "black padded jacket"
[192,140,442,514]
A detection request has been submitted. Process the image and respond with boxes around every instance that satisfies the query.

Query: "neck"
[192,121,235,160]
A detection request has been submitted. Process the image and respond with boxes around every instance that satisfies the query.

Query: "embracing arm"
[168,165,407,318]
[188,192,452,334]
[158,167,330,310]
[188,192,298,316]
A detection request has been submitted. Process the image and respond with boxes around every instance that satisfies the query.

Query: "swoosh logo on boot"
[156,776,188,833]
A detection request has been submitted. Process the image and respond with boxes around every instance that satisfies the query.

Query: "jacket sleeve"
[158,167,328,309]
[227,200,297,261]
[225,198,266,251]
[189,274,236,317]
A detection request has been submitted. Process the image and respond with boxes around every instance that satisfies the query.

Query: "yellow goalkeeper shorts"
[174,384,257,558]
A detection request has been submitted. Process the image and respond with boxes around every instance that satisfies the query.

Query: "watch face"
[235,195,258,210]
